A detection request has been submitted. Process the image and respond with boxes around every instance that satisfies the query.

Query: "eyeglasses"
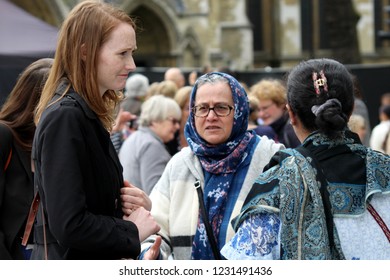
[167,117,180,125]
[258,103,276,112]
[192,103,234,117]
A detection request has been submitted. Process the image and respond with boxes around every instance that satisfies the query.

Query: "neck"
[292,119,312,143]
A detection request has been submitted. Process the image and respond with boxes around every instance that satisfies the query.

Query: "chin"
[205,138,225,146]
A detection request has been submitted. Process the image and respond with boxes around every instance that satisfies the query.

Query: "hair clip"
[312,70,328,96]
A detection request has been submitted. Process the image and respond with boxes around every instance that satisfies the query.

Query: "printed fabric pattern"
[222,130,390,260]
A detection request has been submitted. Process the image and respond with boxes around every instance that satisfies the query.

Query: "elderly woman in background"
[119,95,181,195]
[174,85,193,149]
[121,73,149,116]
[250,78,300,148]
[139,72,283,260]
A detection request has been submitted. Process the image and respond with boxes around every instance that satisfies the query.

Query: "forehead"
[195,82,233,104]
[103,22,136,50]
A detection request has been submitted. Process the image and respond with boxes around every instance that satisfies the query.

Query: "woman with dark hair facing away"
[0,58,52,259]
[222,58,390,260]
[31,1,159,260]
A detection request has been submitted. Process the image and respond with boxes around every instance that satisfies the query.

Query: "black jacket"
[270,112,300,148]
[31,90,140,259]
[0,123,34,259]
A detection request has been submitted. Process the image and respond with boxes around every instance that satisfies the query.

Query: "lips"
[206,126,220,130]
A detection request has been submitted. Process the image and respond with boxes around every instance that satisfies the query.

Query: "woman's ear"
[80,44,87,61]
[286,104,297,126]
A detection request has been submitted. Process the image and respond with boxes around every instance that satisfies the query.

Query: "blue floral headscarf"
[184,72,255,174]
[185,72,257,259]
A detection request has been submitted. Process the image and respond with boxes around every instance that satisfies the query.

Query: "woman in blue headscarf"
[138,72,283,260]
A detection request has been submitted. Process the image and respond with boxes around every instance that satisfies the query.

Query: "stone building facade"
[8,0,390,70]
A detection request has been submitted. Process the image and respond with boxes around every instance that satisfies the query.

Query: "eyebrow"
[194,102,232,106]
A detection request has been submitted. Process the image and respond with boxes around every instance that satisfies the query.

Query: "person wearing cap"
[110,74,150,153]
[121,73,149,116]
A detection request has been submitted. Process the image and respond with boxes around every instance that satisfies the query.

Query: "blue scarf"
[185,72,256,259]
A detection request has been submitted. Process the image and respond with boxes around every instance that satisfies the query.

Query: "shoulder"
[168,146,192,166]
[0,123,13,160]
[40,96,84,124]
[0,122,12,140]
[255,135,285,155]
[0,123,13,148]
[163,147,200,176]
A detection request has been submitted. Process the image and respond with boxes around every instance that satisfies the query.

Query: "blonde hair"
[34,1,136,130]
[156,80,178,99]
[348,114,365,132]
[174,86,192,109]
[248,93,260,109]
[144,82,160,100]
[250,78,287,106]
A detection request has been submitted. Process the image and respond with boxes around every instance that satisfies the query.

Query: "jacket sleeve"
[35,103,140,259]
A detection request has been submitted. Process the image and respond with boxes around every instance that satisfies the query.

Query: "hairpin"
[312,70,328,96]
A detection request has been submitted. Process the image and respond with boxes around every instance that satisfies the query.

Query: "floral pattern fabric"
[222,130,390,260]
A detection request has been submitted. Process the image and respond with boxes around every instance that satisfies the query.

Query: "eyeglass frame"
[258,102,277,112]
[192,103,234,118]
[166,117,181,125]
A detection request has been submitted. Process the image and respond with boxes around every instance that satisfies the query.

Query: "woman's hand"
[112,109,136,133]
[142,236,162,260]
[121,180,152,214]
[123,207,160,242]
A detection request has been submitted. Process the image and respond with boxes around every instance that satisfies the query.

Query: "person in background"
[164,67,186,89]
[188,64,213,86]
[110,108,136,154]
[381,92,390,106]
[222,58,390,260]
[31,1,159,260]
[348,114,367,144]
[174,85,193,149]
[247,94,276,140]
[369,105,390,155]
[0,58,52,260]
[350,74,371,146]
[250,78,300,148]
[119,95,181,195]
[139,72,283,260]
[144,81,160,100]
[122,73,149,116]
[156,80,178,99]
[152,80,181,156]
[110,73,149,153]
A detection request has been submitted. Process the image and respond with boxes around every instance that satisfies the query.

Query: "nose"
[174,122,180,129]
[205,108,218,120]
[258,110,266,118]
[126,57,136,71]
